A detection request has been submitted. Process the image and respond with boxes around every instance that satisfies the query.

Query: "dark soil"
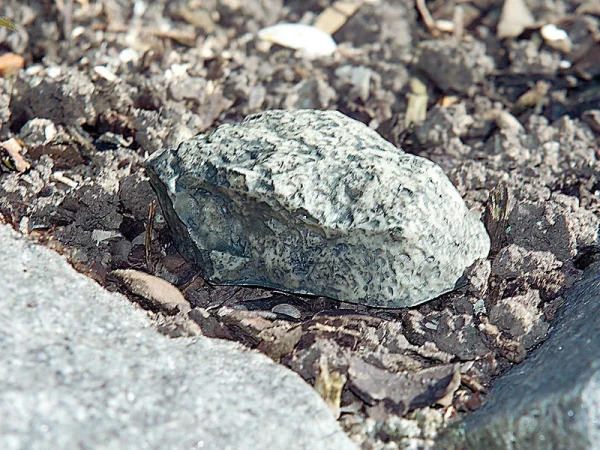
[1,0,599,448]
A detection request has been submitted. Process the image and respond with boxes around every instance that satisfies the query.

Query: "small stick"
[415,0,439,36]
[453,5,464,45]
[145,201,156,271]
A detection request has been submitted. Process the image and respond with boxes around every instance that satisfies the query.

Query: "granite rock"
[0,224,356,450]
[145,109,490,307]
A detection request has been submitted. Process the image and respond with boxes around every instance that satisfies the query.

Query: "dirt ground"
[1,0,600,448]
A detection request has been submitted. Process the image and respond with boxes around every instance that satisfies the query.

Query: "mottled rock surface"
[146,109,490,307]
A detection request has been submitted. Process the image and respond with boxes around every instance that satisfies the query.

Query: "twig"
[415,0,439,36]
[453,5,464,45]
[145,201,157,272]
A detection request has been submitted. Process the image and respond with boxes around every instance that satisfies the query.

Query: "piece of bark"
[484,181,511,254]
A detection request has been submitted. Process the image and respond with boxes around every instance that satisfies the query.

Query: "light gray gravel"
[0,224,356,450]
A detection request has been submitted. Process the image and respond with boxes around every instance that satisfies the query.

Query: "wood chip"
[415,0,439,36]
[515,80,550,111]
[0,53,25,76]
[405,76,428,127]
[111,269,190,314]
[497,0,536,39]
[483,181,511,254]
[1,138,30,173]
[145,201,156,271]
[314,1,363,35]
[314,357,347,419]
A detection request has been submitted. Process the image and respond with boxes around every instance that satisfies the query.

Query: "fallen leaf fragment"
[0,53,25,76]
[497,0,536,39]
[1,138,30,173]
[348,357,461,415]
[111,269,190,314]
[0,17,18,31]
[405,76,428,127]
[258,23,337,59]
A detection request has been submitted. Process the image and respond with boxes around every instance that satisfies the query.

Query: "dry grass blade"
[0,17,18,31]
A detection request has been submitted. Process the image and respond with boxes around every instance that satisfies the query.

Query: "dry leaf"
[0,17,18,31]
[348,358,461,414]
[111,269,190,314]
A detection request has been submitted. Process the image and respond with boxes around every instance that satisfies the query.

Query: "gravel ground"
[1,0,599,448]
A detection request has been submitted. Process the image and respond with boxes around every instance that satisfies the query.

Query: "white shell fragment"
[258,23,337,59]
[541,24,572,53]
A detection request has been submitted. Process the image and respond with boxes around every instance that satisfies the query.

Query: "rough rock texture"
[0,225,356,450]
[145,109,490,307]
[415,41,495,94]
[438,261,600,450]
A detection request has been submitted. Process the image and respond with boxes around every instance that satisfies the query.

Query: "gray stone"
[415,41,494,94]
[12,65,97,126]
[437,262,600,450]
[145,109,490,307]
[0,225,356,450]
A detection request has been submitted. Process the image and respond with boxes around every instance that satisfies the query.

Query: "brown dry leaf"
[314,357,347,419]
[497,0,536,39]
[0,53,25,76]
[216,307,275,347]
[1,138,30,173]
[348,358,461,414]
[111,269,190,314]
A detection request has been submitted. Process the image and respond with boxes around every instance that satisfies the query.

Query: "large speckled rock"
[145,110,490,307]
